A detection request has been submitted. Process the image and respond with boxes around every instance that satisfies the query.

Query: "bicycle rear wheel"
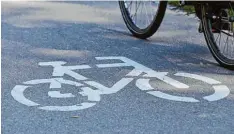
[201,3,234,69]
[119,1,167,39]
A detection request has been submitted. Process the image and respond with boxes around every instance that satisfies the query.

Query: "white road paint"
[136,78,199,102]
[174,72,230,101]
[204,85,230,101]
[11,78,98,111]
[51,67,88,80]
[54,78,84,87]
[84,78,134,94]
[48,91,75,98]
[126,69,143,77]
[24,78,62,88]
[11,85,40,106]
[38,61,67,66]
[136,79,154,91]
[174,73,221,85]
[147,91,199,102]
[79,87,101,101]
[96,63,131,68]
[143,72,189,89]
[24,78,83,88]
[78,78,134,102]
[38,103,96,111]
[96,56,156,76]
[96,57,189,89]
[39,61,91,80]
[11,79,102,111]
[158,75,189,89]
[11,56,230,111]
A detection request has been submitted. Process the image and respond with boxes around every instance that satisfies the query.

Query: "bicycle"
[119,1,234,69]
[11,56,230,111]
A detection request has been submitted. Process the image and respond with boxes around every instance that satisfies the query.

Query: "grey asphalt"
[2,1,234,134]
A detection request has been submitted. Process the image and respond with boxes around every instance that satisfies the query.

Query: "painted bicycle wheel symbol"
[11,56,230,111]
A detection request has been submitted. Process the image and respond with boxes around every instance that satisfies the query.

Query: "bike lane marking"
[11,77,134,111]
[11,85,40,106]
[205,85,230,101]
[147,91,200,102]
[12,78,97,111]
[135,78,199,102]
[10,56,231,111]
[38,103,96,111]
[39,61,91,80]
[48,91,75,98]
[84,78,134,94]
[175,73,230,101]
[96,56,189,89]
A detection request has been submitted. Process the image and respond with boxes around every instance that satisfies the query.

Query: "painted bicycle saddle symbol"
[11,56,230,111]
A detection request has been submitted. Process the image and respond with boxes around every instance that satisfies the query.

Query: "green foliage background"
[168,1,195,15]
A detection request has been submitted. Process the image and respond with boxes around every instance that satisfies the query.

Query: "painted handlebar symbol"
[11,56,230,111]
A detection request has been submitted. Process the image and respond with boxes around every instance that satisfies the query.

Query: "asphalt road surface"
[2,1,234,134]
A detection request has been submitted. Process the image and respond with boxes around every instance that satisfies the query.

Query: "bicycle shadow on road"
[2,20,233,76]
[2,1,234,75]
[102,27,231,71]
[2,3,234,134]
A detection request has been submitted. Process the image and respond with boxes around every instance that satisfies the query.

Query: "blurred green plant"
[168,1,195,15]
[169,1,234,17]
[169,1,234,28]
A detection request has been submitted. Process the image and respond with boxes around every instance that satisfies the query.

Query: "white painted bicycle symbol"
[11,56,230,111]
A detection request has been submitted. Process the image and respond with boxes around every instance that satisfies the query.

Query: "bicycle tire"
[201,4,234,69]
[119,1,168,39]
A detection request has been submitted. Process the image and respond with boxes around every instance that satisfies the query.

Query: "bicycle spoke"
[210,5,234,60]
[143,2,150,27]
[124,1,160,29]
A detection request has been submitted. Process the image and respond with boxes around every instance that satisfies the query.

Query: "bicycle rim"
[119,1,167,39]
[201,3,234,69]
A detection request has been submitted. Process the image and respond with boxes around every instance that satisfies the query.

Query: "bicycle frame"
[181,1,234,19]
